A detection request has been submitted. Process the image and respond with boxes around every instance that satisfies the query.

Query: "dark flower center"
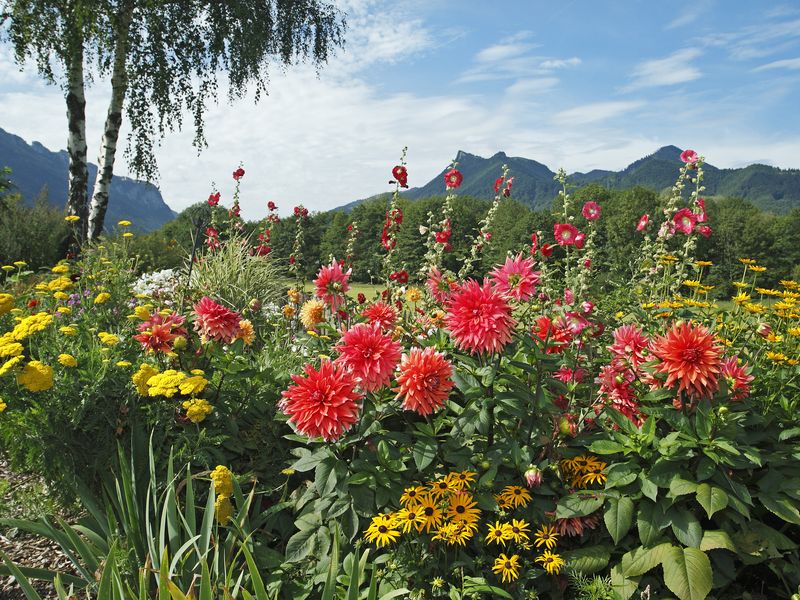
[512,527,519,533]
[424,507,433,516]
[378,526,387,533]
[680,347,701,362]
[504,561,511,569]
[456,505,465,513]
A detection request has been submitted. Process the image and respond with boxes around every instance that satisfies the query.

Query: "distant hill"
[0,127,176,232]
[337,146,800,213]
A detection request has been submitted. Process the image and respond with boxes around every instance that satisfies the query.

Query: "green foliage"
[0,188,69,269]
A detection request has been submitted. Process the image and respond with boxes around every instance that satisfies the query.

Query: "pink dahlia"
[361,302,397,331]
[673,208,697,235]
[426,267,459,304]
[554,223,580,246]
[281,360,362,441]
[193,297,241,344]
[650,321,723,399]
[336,323,402,392]
[314,260,351,310]
[394,346,454,416]
[637,214,650,231]
[609,324,650,369]
[133,312,187,353]
[489,253,540,302]
[719,356,753,401]
[582,201,601,221]
[445,279,515,354]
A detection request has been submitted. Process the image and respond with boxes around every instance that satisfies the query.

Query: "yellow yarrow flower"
[214,494,234,525]
[210,465,234,496]
[0,398,6,412]
[94,292,111,305]
[51,264,70,274]
[59,326,78,336]
[58,354,78,368]
[98,332,120,346]
[64,215,80,222]
[183,398,213,423]
[13,261,27,267]
[147,370,186,397]
[123,232,134,238]
[179,375,208,396]
[10,312,53,341]
[47,277,73,292]
[16,360,54,392]
[116,360,132,367]
[132,363,160,396]
[117,220,132,227]
[0,294,15,314]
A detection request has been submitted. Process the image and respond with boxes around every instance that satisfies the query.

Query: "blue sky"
[1,0,800,218]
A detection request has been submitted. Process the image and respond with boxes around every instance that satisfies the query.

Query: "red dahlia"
[445,278,515,354]
[336,323,402,392]
[395,346,454,416]
[650,321,722,400]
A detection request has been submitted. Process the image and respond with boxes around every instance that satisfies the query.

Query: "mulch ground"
[0,458,80,599]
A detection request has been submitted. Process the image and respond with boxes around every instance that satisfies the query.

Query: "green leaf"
[604,463,638,489]
[637,502,666,547]
[556,492,605,519]
[640,474,658,502]
[700,530,736,552]
[610,565,640,600]
[778,427,800,441]
[315,457,338,497]
[621,543,672,577]
[759,492,800,525]
[285,527,316,563]
[588,440,626,455]
[412,437,437,471]
[241,543,270,600]
[0,551,45,600]
[670,507,702,548]
[604,497,634,544]
[662,546,712,600]
[695,484,728,519]
[562,546,610,574]
[669,478,698,497]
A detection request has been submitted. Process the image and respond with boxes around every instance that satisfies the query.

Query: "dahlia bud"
[756,323,772,338]
[581,301,594,314]
[249,299,262,312]
[524,465,543,488]
[173,336,187,350]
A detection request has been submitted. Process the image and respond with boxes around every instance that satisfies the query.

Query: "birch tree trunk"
[88,6,133,241]
[65,41,89,242]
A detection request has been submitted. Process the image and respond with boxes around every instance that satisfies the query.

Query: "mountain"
[339,146,800,213]
[0,127,176,232]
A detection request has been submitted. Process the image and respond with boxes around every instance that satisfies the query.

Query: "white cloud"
[624,49,702,91]
[754,57,800,71]
[505,77,560,96]
[554,101,645,125]
[540,57,581,69]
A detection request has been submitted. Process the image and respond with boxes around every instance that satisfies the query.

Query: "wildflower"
[94,292,111,305]
[429,477,455,500]
[446,279,515,355]
[552,514,601,537]
[417,494,444,532]
[446,470,477,491]
[485,522,513,546]
[118,220,132,227]
[766,351,788,363]
[281,360,361,441]
[0,294,13,315]
[650,321,722,399]
[57,354,77,368]
[300,299,325,330]
[444,168,463,189]
[364,514,400,548]
[193,297,241,344]
[582,201,601,221]
[749,265,767,272]
[183,398,213,423]
[535,550,565,575]
[64,215,80,222]
[636,214,650,231]
[738,258,756,265]
[210,465,234,496]
[489,254,540,302]
[499,485,532,508]
[680,149,699,164]
[98,332,120,346]
[282,305,296,319]
[405,287,424,303]
[492,554,521,583]
[11,312,53,340]
[236,319,255,346]
[147,370,187,397]
[179,375,208,396]
[314,260,351,310]
[0,356,24,376]
[116,360,132,367]
[533,525,559,550]
[51,264,69,274]
[554,223,579,246]
[507,518,531,543]
[361,302,397,330]
[215,494,234,525]
[392,165,408,187]
[400,486,427,508]
[0,398,5,412]
[394,347,454,416]
[446,493,481,526]
[336,323,401,392]
[16,361,54,392]
[673,208,697,234]
[395,507,425,533]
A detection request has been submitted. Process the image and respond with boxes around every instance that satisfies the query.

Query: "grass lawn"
[278,279,384,299]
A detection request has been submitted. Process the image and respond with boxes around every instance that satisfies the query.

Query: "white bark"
[66,43,89,241]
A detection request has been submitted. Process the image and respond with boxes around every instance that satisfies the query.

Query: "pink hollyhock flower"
[314,260,351,310]
[394,346,454,416]
[574,232,586,249]
[698,225,712,238]
[554,223,579,246]
[563,289,574,305]
[695,198,707,222]
[489,253,540,302]
[609,324,650,369]
[581,301,594,314]
[680,149,699,164]
[720,356,753,401]
[530,233,538,254]
[445,279,515,354]
[336,323,401,392]
[427,267,459,303]
[281,360,362,441]
[673,208,697,235]
[361,302,397,331]
[444,168,463,189]
[650,321,723,399]
[582,201,601,221]
[193,297,241,344]
[637,214,650,231]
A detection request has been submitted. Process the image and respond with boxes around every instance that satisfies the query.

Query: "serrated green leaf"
[700,530,736,552]
[669,478,698,497]
[556,492,605,519]
[562,546,610,574]
[759,492,800,525]
[588,440,626,455]
[621,542,672,577]
[695,484,728,519]
[670,507,702,548]
[412,438,437,471]
[662,546,712,600]
[604,497,634,544]
[285,528,316,563]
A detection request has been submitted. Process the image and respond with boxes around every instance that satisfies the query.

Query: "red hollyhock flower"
[574,232,586,250]
[494,176,504,194]
[680,149,698,164]
[229,204,241,218]
[445,279,515,354]
[336,323,402,392]
[281,360,362,441]
[133,312,187,353]
[361,301,397,330]
[232,167,245,180]
[207,192,221,207]
[530,233,538,254]
[540,243,555,257]
[444,168,463,189]
[503,177,514,197]
[267,201,277,211]
[314,260,351,310]
[673,208,697,234]
[395,346,454,416]
[719,356,753,401]
[193,297,241,344]
[650,321,723,400]
[636,214,650,231]
[554,223,579,246]
[698,225,712,238]
[392,165,408,187]
[582,201,601,221]
[357,293,366,304]
[489,253,540,302]
[389,270,409,284]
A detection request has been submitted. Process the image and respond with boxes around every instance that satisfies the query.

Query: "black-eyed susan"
[533,524,559,550]
[579,470,607,487]
[535,550,565,575]
[485,521,513,546]
[429,477,455,500]
[495,493,512,510]
[364,514,400,548]
[417,494,444,533]
[432,522,475,546]
[446,492,481,526]
[499,485,532,508]
[492,553,521,583]
[445,470,477,491]
[508,518,530,543]
[400,485,426,508]
[394,507,424,533]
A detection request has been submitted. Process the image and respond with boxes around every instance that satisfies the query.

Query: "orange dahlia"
[281,360,362,440]
[336,323,402,392]
[650,321,722,399]
[395,347,454,416]
[445,278,515,354]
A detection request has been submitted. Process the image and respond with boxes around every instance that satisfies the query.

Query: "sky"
[1,0,800,219]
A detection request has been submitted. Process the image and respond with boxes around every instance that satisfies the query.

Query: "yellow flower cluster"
[16,360,54,392]
[94,292,111,305]
[58,354,78,368]
[145,370,208,398]
[210,465,235,524]
[559,455,607,488]
[9,312,53,341]
[98,332,120,346]
[51,264,70,274]
[0,293,14,315]
[183,398,213,423]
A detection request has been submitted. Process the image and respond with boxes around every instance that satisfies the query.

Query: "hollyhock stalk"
[382,147,407,295]
[459,164,510,279]
[420,157,459,278]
